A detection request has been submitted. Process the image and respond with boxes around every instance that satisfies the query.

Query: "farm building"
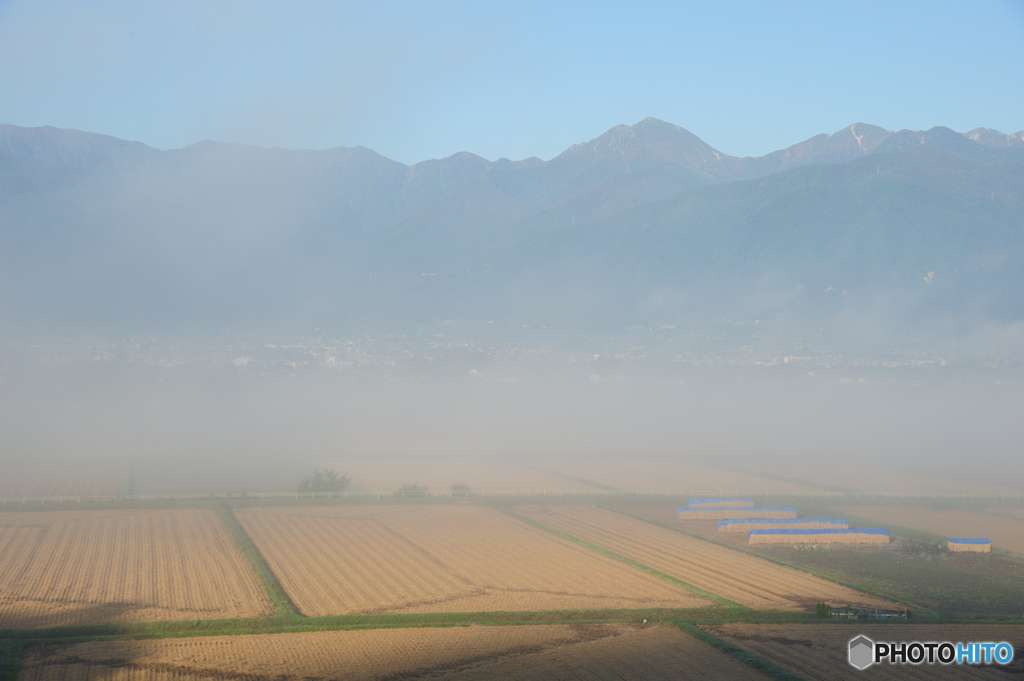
[686,497,756,508]
[948,538,991,553]
[717,518,849,533]
[748,528,890,545]
[677,506,797,521]
[830,607,907,620]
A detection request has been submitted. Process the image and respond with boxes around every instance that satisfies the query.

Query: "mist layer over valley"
[2,118,1023,496]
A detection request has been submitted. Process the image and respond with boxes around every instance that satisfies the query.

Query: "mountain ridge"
[1,118,1022,339]
[5,118,1023,174]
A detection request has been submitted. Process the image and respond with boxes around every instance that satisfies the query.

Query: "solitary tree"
[298,468,350,493]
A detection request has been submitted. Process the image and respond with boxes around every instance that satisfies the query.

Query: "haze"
[3,6,1024,679]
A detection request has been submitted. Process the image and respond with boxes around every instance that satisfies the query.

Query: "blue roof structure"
[718,518,847,527]
[947,537,991,544]
[748,528,890,536]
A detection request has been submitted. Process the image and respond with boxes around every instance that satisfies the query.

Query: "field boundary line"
[0,640,23,681]
[609,508,937,617]
[5,608,1018,645]
[669,620,807,681]
[497,508,743,609]
[0,609,806,643]
[215,507,302,619]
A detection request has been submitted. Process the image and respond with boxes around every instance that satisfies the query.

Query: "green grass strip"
[0,608,740,643]
[215,506,302,619]
[498,508,743,609]
[669,619,806,681]
[3,607,1016,645]
[612,507,940,617]
[0,640,23,681]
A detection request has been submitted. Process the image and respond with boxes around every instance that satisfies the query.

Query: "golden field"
[16,623,769,681]
[517,507,891,611]
[235,505,711,615]
[0,510,272,628]
[705,623,1024,680]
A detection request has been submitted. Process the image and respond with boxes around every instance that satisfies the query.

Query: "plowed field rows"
[0,510,271,628]
[517,507,891,611]
[235,505,709,615]
[838,506,1024,555]
[17,623,767,681]
[706,623,1024,680]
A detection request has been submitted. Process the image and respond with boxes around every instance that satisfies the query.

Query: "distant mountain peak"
[552,118,722,175]
[963,127,1024,148]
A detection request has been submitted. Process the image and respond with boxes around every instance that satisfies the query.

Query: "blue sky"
[1,0,1022,164]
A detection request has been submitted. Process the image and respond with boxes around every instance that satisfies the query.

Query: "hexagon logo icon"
[849,635,875,670]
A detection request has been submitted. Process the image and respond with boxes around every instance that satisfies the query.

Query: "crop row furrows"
[547,515,795,603]
[521,508,843,610]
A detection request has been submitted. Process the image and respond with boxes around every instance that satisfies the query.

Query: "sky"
[0,0,1023,164]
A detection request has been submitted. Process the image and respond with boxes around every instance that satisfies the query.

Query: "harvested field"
[516,507,891,611]
[719,519,848,533]
[626,506,762,550]
[749,529,889,545]
[837,506,1024,555]
[235,505,709,616]
[706,623,1024,680]
[17,623,767,681]
[678,507,797,521]
[0,510,271,628]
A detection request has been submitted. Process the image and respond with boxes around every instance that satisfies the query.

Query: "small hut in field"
[947,538,991,553]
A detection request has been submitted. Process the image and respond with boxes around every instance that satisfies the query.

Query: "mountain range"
[2,118,1023,342]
